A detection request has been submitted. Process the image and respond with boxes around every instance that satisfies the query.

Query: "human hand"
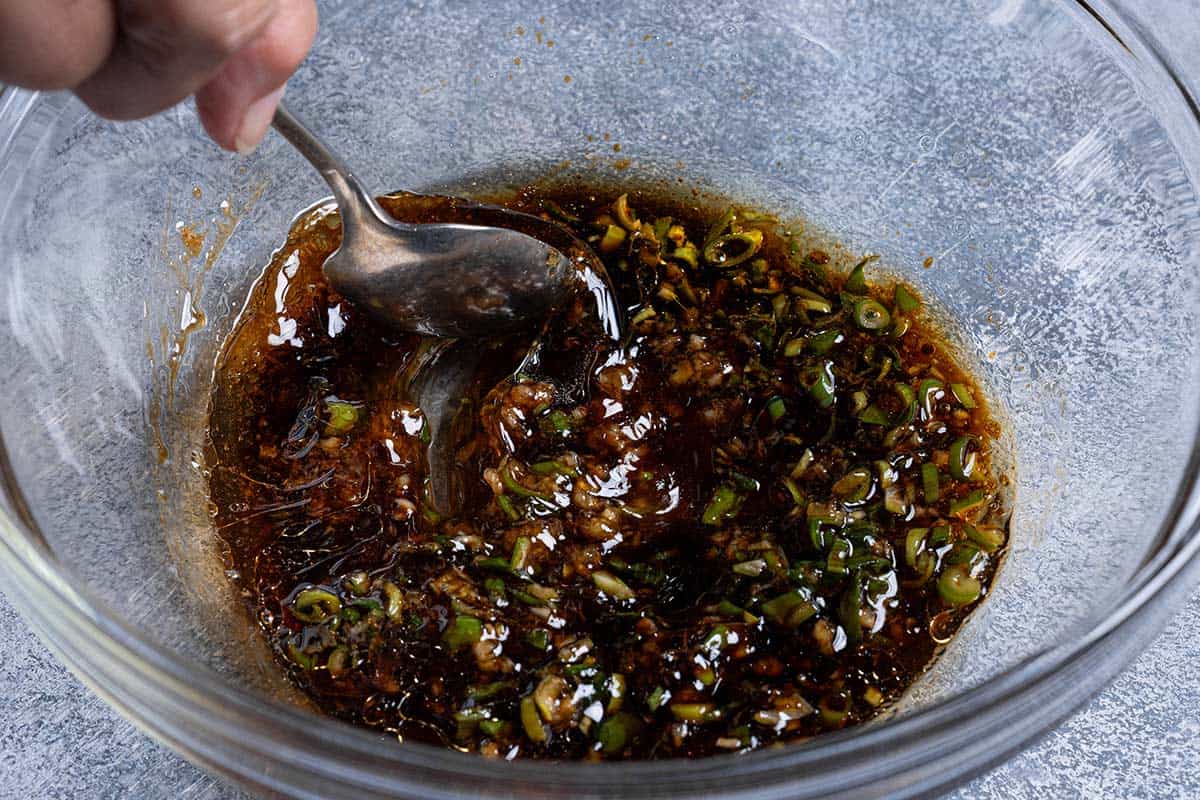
[0,0,318,152]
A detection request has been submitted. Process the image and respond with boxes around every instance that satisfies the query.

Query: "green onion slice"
[938,564,982,605]
[948,435,979,481]
[921,463,940,504]
[704,230,764,268]
[854,298,891,331]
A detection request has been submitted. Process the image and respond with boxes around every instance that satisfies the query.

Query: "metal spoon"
[271,101,578,338]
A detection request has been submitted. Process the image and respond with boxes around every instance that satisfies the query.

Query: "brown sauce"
[207,181,1009,759]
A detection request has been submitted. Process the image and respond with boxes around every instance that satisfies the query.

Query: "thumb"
[195,0,318,153]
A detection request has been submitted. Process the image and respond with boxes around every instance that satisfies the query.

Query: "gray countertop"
[2,3,1199,798]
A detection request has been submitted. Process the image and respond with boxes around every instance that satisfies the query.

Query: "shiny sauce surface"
[207,184,1009,759]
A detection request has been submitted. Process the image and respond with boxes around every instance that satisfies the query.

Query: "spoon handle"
[271,100,395,229]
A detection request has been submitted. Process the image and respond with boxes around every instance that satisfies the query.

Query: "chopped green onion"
[701,625,732,652]
[858,404,891,426]
[325,646,350,678]
[382,580,404,621]
[670,242,700,268]
[845,256,873,293]
[761,590,818,627]
[469,681,515,701]
[510,588,547,607]
[604,674,628,714]
[893,383,917,425]
[733,558,767,577]
[854,298,891,330]
[965,524,1005,552]
[343,571,370,595]
[948,435,979,481]
[938,564,982,605]
[652,216,672,243]
[944,541,982,566]
[443,616,483,651]
[599,224,627,253]
[793,287,833,314]
[809,329,841,355]
[783,337,805,357]
[894,283,920,313]
[592,569,636,600]
[827,538,851,574]
[613,193,640,230]
[921,463,940,504]
[704,229,764,268]
[818,692,850,726]
[766,396,787,422]
[526,629,551,650]
[597,712,641,755]
[545,409,573,432]
[905,528,929,567]
[780,476,805,507]
[918,379,944,418]
[949,489,989,518]
[324,399,360,434]
[292,587,341,623]
[500,459,555,501]
[477,556,517,575]
[542,199,581,225]
[647,686,669,712]
[630,306,657,326]
[702,484,742,526]
[807,502,847,527]
[950,382,977,409]
[832,467,873,503]
[496,493,520,521]
[510,536,533,572]
[803,361,837,409]
[478,718,506,738]
[703,207,736,250]
[717,598,758,623]
[670,703,722,722]
[520,696,548,742]
[838,580,863,644]
[287,642,315,670]
[529,459,578,476]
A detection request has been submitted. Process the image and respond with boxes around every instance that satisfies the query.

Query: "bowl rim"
[2,1,1200,797]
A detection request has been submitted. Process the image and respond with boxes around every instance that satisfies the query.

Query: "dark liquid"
[207,183,1008,759]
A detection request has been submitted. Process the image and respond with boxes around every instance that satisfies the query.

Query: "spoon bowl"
[272,102,589,338]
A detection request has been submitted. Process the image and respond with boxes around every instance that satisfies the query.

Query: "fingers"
[75,0,278,121]
[0,0,116,90]
[195,0,318,152]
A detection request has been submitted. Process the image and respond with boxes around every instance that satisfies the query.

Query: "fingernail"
[234,84,286,155]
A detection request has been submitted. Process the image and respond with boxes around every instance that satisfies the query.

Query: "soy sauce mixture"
[208,184,1009,759]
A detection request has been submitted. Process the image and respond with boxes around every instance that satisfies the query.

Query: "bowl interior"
[1,0,1198,755]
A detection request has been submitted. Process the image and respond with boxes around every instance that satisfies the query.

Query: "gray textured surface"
[2,3,1199,799]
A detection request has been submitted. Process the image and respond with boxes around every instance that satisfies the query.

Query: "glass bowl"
[2,1,1199,797]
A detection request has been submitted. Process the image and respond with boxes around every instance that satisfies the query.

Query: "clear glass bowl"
[2,1,1199,797]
